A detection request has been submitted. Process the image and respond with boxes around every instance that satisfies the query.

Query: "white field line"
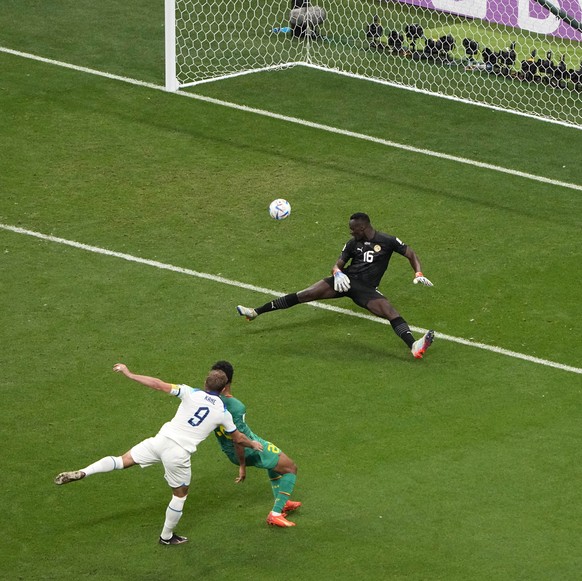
[300,62,582,131]
[1,223,581,376]
[1,46,581,193]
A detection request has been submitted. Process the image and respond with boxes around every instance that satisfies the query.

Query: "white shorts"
[130,433,191,488]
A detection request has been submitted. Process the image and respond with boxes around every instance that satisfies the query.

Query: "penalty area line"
[1,222,580,376]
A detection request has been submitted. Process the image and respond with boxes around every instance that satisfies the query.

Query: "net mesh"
[172,0,582,126]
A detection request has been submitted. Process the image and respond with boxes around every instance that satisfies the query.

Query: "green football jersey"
[214,394,263,457]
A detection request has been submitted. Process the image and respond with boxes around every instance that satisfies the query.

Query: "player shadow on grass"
[234,311,411,362]
[72,503,163,529]
[74,497,257,530]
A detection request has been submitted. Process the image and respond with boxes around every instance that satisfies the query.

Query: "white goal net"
[165,0,582,127]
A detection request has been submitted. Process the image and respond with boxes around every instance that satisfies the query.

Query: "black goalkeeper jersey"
[339,231,407,288]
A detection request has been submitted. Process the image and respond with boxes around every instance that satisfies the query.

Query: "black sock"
[256,293,300,315]
[390,316,415,348]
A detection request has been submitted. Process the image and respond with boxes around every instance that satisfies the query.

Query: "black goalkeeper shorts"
[323,276,386,309]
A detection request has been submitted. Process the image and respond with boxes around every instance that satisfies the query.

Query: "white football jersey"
[157,385,237,454]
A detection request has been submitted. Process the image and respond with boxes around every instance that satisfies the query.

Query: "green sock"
[272,473,297,513]
[268,469,282,499]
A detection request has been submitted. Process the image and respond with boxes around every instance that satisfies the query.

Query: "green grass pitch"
[1,1,581,580]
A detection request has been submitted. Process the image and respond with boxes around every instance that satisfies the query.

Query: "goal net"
[166,0,582,127]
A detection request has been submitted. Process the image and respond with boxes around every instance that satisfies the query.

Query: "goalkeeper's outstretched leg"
[236,212,435,358]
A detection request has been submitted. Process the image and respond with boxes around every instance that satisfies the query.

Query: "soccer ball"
[269,199,291,220]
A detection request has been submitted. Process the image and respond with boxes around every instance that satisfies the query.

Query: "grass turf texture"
[1,2,582,580]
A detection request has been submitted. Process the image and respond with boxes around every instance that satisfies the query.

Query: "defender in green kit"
[212,361,301,527]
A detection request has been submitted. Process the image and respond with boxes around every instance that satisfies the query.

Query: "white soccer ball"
[269,199,291,220]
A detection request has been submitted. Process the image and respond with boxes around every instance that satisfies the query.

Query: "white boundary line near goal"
[181,60,582,132]
[1,46,581,193]
[180,91,582,192]
[1,223,580,376]
[299,62,582,132]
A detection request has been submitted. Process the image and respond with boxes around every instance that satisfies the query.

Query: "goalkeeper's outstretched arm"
[404,246,423,272]
[404,247,434,287]
[331,258,347,275]
[331,258,351,292]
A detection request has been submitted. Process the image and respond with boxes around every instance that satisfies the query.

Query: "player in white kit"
[54,364,263,545]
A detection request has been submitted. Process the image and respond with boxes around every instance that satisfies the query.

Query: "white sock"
[82,456,123,477]
[161,495,188,540]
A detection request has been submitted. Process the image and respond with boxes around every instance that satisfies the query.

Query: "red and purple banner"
[392,0,582,41]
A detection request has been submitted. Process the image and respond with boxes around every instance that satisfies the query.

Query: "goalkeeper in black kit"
[237,212,435,359]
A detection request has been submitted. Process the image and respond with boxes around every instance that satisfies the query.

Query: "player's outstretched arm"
[404,247,434,287]
[232,430,263,451]
[332,259,351,292]
[223,415,260,482]
[233,442,247,483]
[331,258,347,277]
[113,363,174,393]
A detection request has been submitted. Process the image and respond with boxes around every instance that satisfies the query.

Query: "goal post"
[165,0,582,127]
[165,0,308,90]
[165,0,178,92]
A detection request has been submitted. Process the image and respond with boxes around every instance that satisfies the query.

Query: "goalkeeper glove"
[413,272,433,286]
[333,271,351,292]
